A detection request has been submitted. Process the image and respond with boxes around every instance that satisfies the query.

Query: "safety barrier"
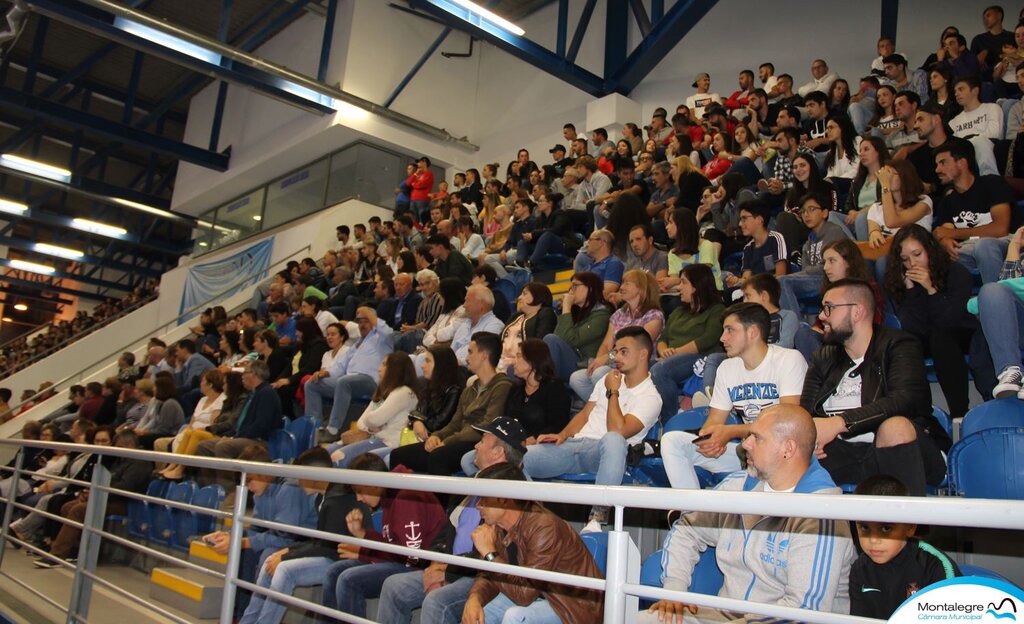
[0,438,1021,624]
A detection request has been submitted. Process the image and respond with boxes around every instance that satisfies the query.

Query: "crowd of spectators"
[0,279,158,379]
[7,7,1024,622]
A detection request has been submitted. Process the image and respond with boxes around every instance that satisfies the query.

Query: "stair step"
[189,540,227,572]
[150,566,223,619]
[549,281,571,295]
[555,268,574,282]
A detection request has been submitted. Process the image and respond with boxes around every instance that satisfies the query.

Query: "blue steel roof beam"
[0,258,131,292]
[0,272,109,302]
[604,0,718,96]
[565,0,595,64]
[407,0,605,97]
[0,234,163,278]
[0,85,229,171]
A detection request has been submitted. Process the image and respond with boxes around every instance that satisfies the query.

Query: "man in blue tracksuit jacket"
[641,404,856,623]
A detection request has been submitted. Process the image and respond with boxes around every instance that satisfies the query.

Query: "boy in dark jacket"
[850,475,960,618]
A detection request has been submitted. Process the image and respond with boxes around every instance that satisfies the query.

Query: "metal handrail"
[2,242,312,415]
[0,438,1021,624]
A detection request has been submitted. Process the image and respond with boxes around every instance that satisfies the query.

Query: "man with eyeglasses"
[800,278,950,496]
[523,326,661,532]
[778,191,849,314]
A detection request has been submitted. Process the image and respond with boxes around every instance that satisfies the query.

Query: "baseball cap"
[549,144,566,154]
[919,101,945,116]
[473,417,528,452]
[702,104,727,119]
[692,72,710,88]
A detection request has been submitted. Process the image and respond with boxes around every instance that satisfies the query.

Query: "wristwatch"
[606,389,619,399]
[484,551,499,562]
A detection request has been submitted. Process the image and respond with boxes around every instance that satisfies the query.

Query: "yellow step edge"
[190,540,228,565]
[554,269,574,281]
[151,568,205,602]
[549,282,571,294]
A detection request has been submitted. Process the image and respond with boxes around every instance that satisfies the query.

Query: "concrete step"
[555,268,574,282]
[150,566,223,620]
[188,540,227,573]
[549,281,571,295]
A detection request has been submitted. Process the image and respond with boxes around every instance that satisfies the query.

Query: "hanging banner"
[179,237,274,319]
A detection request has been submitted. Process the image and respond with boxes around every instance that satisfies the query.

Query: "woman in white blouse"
[301,296,339,334]
[419,278,467,351]
[155,369,224,454]
[325,352,420,467]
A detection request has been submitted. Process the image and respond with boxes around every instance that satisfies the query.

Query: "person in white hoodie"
[641,404,855,623]
[325,352,419,468]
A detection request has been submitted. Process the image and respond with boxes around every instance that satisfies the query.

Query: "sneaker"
[315,428,340,445]
[691,390,711,408]
[580,519,604,534]
[994,366,1023,399]
[31,557,61,569]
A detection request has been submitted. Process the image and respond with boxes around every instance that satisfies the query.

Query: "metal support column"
[67,461,111,623]
[604,505,639,624]
[566,0,597,64]
[219,474,249,623]
[318,0,338,82]
[604,0,628,79]
[881,0,899,40]
[0,451,25,569]
[556,0,568,57]
[384,27,452,108]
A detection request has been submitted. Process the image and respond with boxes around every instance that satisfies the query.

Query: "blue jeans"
[543,334,582,382]
[661,430,742,489]
[395,329,425,353]
[523,434,628,487]
[482,592,562,624]
[700,353,728,394]
[234,547,275,619]
[977,282,1024,373]
[525,232,568,265]
[303,373,377,432]
[333,560,409,618]
[321,559,367,611]
[955,236,1010,285]
[778,271,824,314]
[569,365,610,402]
[325,438,389,468]
[239,556,333,624]
[650,352,702,420]
[794,322,822,363]
[848,100,873,134]
[377,570,475,624]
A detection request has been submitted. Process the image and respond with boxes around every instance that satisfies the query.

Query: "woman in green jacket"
[543,271,611,381]
[650,263,726,420]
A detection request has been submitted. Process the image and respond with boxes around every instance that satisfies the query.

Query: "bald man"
[643,404,855,623]
[304,306,393,442]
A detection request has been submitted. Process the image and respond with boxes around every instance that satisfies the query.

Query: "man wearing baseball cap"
[459,416,528,475]
[548,144,574,174]
[686,72,721,120]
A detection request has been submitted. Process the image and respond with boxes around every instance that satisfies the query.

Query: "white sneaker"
[994,366,1023,399]
[580,519,604,534]
[691,390,711,408]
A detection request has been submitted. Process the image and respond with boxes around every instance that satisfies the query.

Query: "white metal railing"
[0,438,1019,624]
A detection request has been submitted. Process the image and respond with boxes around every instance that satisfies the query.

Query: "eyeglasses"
[355,316,370,323]
[799,205,823,213]
[821,303,857,317]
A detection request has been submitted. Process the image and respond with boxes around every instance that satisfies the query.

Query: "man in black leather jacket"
[800,279,951,495]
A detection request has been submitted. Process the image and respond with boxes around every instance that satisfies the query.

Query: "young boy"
[778,191,848,314]
[850,475,960,618]
[742,273,798,348]
[725,199,788,294]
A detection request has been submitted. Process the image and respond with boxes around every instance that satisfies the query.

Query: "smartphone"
[693,434,712,443]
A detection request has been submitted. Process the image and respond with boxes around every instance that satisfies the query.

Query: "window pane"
[262,158,329,230]
[325,146,359,206]
[213,188,265,248]
[354,144,405,209]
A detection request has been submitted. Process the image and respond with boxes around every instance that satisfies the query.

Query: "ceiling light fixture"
[12,303,27,312]
[71,218,128,238]
[110,197,178,220]
[0,154,72,183]
[445,0,525,36]
[113,17,223,65]
[34,242,84,260]
[0,198,28,216]
[1,317,11,323]
[252,215,262,221]
[8,259,56,275]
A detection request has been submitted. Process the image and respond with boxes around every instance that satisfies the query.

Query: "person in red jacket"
[323,453,446,618]
[408,156,435,222]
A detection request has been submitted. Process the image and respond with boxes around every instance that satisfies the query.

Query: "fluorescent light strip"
[110,197,178,220]
[71,218,128,238]
[0,198,27,215]
[113,17,222,65]
[0,154,72,183]
[276,78,336,109]
[8,259,55,275]
[34,242,84,260]
[448,0,525,36]
[196,219,237,234]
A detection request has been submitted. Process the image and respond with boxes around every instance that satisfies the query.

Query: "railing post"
[605,505,640,624]
[219,472,248,623]
[0,449,25,569]
[67,458,111,623]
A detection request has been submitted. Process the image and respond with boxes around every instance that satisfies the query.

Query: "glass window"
[212,188,265,248]
[262,158,329,230]
[193,208,218,254]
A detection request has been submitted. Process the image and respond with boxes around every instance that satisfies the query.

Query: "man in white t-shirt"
[660,303,807,489]
[686,72,721,120]
[950,75,1004,140]
[523,326,662,530]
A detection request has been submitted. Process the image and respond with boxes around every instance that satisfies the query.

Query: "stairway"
[148,541,225,620]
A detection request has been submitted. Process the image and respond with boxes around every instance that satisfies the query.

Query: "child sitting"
[850,475,960,618]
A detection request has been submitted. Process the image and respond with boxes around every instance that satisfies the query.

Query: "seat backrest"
[146,479,171,499]
[959,564,1013,583]
[190,484,226,538]
[640,550,664,588]
[494,278,517,306]
[580,531,609,575]
[371,510,383,533]
[285,416,316,453]
[167,481,197,504]
[268,429,298,463]
[931,405,953,438]
[962,399,1024,439]
[663,407,711,434]
[883,312,901,329]
[949,427,1024,498]
[638,547,723,595]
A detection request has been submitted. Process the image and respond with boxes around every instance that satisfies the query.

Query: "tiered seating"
[949,399,1024,499]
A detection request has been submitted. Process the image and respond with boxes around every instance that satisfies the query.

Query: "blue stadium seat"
[268,429,298,463]
[949,427,1024,499]
[533,254,572,271]
[644,408,741,489]
[961,399,1024,439]
[285,416,317,454]
[150,481,197,547]
[494,278,517,307]
[883,312,901,329]
[111,478,170,541]
[960,564,1014,583]
[638,547,723,599]
[580,531,608,575]
[505,269,531,295]
[170,484,224,552]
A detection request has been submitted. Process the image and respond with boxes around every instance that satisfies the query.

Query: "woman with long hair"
[544,271,612,381]
[828,78,852,116]
[132,372,184,449]
[407,346,463,442]
[662,207,722,302]
[697,172,753,258]
[868,85,901,139]
[927,66,960,120]
[612,139,634,170]
[701,132,737,182]
[301,295,339,334]
[569,270,664,401]
[504,339,571,440]
[154,369,225,461]
[650,263,726,420]
[674,155,712,211]
[499,283,556,370]
[273,317,328,417]
[824,114,862,196]
[777,152,844,249]
[883,225,978,419]
[325,352,420,467]
[843,136,890,240]
[218,330,244,368]
[860,160,933,261]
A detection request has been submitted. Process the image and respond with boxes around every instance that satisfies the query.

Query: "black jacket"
[282,482,371,561]
[377,292,423,331]
[230,383,283,441]
[850,540,960,619]
[410,385,462,432]
[532,208,582,251]
[502,308,557,345]
[504,379,571,438]
[265,348,293,383]
[800,325,951,451]
[288,338,330,388]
